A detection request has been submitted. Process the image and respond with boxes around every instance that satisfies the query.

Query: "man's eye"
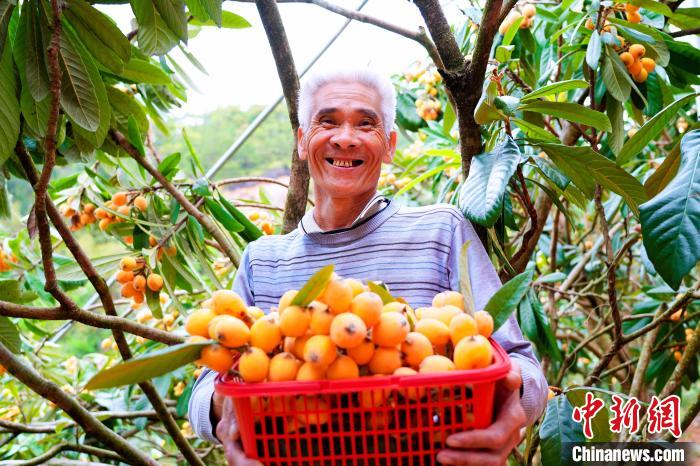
[359,120,374,127]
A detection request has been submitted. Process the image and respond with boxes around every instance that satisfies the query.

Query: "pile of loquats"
[185,276,497,385]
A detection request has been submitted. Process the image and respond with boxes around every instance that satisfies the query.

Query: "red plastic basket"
[215,339,510,466]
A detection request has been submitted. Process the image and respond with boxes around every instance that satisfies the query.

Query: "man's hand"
[437,359,527,466]
[216,396,263,466]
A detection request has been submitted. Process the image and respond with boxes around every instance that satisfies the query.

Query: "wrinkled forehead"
[310,81,383,118]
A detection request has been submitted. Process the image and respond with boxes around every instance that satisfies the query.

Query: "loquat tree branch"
[0,300,183,345]
[0,409,178,434]
[254,0,309,234]
[110,128,240,268]
[659,319,700,400]
[1,443,122,466]
[0,343,158,466]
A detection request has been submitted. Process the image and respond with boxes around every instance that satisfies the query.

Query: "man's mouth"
[325,158,364,168]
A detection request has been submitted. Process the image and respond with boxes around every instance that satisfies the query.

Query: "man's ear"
[383,130,398,163]
[297,126,306,161]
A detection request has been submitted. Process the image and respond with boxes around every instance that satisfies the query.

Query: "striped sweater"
[188,199,548,443]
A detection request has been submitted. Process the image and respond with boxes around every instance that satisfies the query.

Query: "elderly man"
[189,68,548,465]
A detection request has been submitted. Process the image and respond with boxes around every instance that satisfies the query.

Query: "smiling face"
[297,81,397,201]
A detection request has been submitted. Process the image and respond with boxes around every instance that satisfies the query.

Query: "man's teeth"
[332,159,353,167]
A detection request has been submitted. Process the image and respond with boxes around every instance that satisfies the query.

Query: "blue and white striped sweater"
[188,200,549,443]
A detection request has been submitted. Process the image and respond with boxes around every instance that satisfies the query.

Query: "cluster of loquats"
[619,44,655,83]
[94,191,148,232]
[406,64,442,122]
[499,3,536,34]
[623,2,642,23]
[115,256,164,306]
[184,277,497,390]
[59,200,97,231]
[247,211,274,235]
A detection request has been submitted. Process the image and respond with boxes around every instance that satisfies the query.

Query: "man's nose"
[330,124,360,149]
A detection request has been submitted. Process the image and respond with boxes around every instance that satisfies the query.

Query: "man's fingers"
[446,391,525,449]
[438,429,520,466]
[225,443,263,466]
[501,359,522,392]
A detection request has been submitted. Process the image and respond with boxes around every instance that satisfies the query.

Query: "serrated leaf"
[0,317,20,354]
[484,267,533,331]
[85,342,211,389]
[617,94,697,165]
[513,118,558,142]
[57,24,100,131]
[20,85,49,137]
[153,0,187,42]
[520,79,588,102]
[540,396,585,466]
[519,101,611,132]
[130,0,180,55]
[0,1,14,55]
[519,290,561,361]
[586,30,602,69]
[0,36,19,167]
[291,265,334,307]
[457,137,520,227]
[539,143,648,214]
[24,0,49,101]
[639,130,700,290]
[458,241,475,315]
[63,0,130,73]
[106,86,148,133]
[54,253,123,282]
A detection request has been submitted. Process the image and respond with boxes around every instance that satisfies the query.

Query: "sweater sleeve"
[188,246,254,443]
[445,206,548,426]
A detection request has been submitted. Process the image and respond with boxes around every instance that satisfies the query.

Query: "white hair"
[297,68,397,137]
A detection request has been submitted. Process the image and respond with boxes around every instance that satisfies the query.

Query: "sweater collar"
[299,193,398,245]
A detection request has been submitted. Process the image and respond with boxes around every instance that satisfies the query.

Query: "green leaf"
[130,0,180,55]
[0,1,14,55]
[644,143,680,198]
[57,25,101,131]
[0,279,38,304]
[457,137,521,227]
[458,241,475,315]
[157,151,181,180]
[513,118,558,142]
[106,86,148,133]
[20,85,49,138]
[539,143,648,215]
[85,342,211,389]
[176,379,194,416]
[606,95,624,157]
[519,101,611,132]
[539,396,585,466]
[0,37,19,167]
[0,317,20,354]
[204,198,243,233]
[518,290,561,361]
[367,280,397,305]
[146,287,162,319]
[189,10,250,28]
[199,0,222,27]
[396,93,423,132]
[63,0,130,73]
[118,58,172,84]
[617,94,697,165]
[602,54,631,102]
[627,0,672,17]
[443,99,456,133]
[192,178,210,197]
[24,1,49,101]
[291,264,334,308]
[639,130,700,290]
[669,8,700,30]
[566,389,612,441]
[586,30,602,69]
[127,115,145,156]
[218,195,263,243]
[520,79,588,102]
[484,267,534,331]
[153,0,187,42]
